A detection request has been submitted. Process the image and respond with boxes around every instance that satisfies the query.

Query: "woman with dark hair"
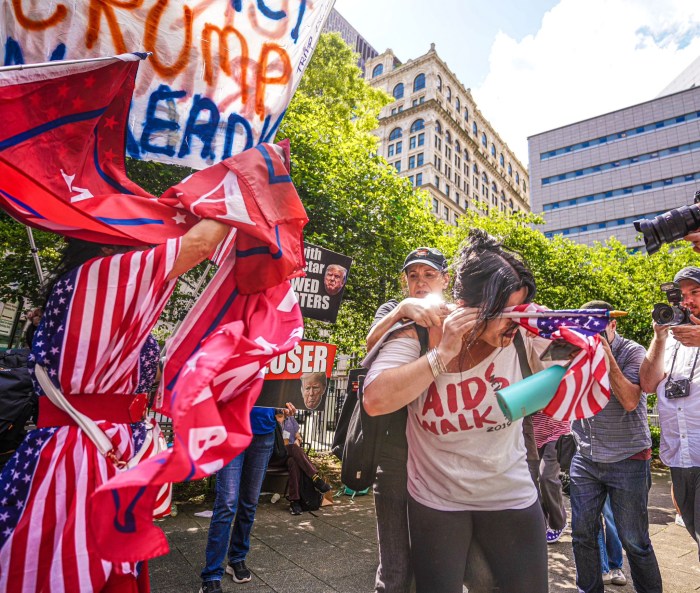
[0,219,229,593]
[363,229,549,593]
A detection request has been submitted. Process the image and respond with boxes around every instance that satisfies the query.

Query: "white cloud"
[473,0,700,166]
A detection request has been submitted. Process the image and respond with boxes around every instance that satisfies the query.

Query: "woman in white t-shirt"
[363,229,548,593]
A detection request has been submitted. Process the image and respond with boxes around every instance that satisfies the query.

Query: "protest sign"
[257,340,337,411]
[0,0,334,169]
[292,243,352,323]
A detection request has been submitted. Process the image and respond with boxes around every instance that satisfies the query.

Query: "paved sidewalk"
[150,468,699,593]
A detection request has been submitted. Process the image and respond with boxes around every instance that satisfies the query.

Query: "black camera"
[651,282,692,326]
[633,191,700,254]
[665,378,691,399]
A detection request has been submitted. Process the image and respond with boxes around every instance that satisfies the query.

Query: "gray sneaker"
[602,572,613,584]
[610,568,627,586]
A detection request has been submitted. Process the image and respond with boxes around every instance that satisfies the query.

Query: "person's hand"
[283,402,297,417]
[652,320,671,339]
[599,335,613,366]
[670,315,700,347]
[436,306,479,363]
[398,297,449,328]
[683,231,700,253]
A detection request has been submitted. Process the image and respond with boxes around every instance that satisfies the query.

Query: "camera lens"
[652,303,680,325]
[633,202,700,254]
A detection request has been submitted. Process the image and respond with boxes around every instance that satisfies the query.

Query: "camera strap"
[668,342,700,383]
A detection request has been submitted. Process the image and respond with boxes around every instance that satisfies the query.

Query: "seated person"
[275,411,331,514]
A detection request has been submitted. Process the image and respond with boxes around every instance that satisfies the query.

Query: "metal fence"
[151,362,357,455]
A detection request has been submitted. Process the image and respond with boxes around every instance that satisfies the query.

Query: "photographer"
[640,267,700,560]
[570,301,661,593]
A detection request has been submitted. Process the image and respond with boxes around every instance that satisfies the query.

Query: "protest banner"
[292,242,352,323]
[257,340,337,411]
[0,0,335,169]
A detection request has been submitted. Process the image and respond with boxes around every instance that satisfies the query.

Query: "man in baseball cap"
[402,247,448,272]
[674,266,700,284]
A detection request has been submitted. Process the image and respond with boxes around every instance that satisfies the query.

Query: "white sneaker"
[602,572,612,584]
[610,568,627,586]
[675,513,686,528]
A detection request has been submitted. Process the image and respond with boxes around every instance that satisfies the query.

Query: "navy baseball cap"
[674,267,700,284]
[402,247,447,272]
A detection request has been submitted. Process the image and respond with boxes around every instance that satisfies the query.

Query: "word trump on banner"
[0,0,334,170]
[257,340,337,411]
[291,243,352,324]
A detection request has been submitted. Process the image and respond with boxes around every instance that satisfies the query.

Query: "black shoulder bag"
[339,325,429,492]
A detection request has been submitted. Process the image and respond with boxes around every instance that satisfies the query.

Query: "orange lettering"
[12,0,67,31]
[86,0,143,52]
[201,23,249,103]
[145,0,193,78]
[255,43,291,119]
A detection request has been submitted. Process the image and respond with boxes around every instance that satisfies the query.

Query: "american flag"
[507,304,610,421]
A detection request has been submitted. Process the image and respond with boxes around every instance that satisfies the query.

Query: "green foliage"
[649,424,661,458]
[441,207,699,349]
[277,33,448,354]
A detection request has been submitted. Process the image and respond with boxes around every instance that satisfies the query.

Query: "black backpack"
[0,348,37,455]
[298,471,322,511]
[338,325,429,492]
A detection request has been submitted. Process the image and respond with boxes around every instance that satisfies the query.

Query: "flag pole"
[0,53,149,73]
[499,311,627,319]
[25,227,45,285]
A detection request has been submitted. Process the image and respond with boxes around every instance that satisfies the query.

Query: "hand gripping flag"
[506,304,611,421]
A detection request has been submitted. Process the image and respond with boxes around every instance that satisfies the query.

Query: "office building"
[528,85,700,249]
[364,45,531,225]
[322,9,378,73]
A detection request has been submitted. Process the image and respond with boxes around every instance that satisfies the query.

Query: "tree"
[277,33,448,354]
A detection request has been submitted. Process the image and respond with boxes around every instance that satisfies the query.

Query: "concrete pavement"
[150,468,699,593]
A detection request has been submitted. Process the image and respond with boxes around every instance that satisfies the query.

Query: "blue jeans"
[570,453,661,593]
[201,431,275,582]
[597,495,623,573]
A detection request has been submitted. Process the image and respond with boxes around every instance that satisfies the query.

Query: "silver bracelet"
[427,348,447,379]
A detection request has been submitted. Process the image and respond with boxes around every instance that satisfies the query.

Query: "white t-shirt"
[365,330,547,511]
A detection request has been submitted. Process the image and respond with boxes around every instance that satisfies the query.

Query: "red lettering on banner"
[265,341,336,380]
[256,42,291,118]
[12,0,67,30]
[201,23,249,100]
[422,383,444,417]
[440,418,458,434]
[458,377,487,410]
[86,0,143,52]
[472,406,497,428]
[458,413,473,431]
[145,0,193,78]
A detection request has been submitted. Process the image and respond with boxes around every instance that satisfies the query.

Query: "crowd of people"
[2,226,700,593]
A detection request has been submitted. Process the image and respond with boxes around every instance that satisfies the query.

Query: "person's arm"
[363,306,476,416]
[601,339,642,411]
[166,219,230,281]
[639,323,670,394]
[366,298,447,352]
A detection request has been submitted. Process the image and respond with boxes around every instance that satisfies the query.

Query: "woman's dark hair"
[42,239,105,307]
[452,229,536,338]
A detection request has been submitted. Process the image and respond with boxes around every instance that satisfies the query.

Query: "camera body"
[665,378,691,399]
[651,282,692,326]
[634,190,700,254]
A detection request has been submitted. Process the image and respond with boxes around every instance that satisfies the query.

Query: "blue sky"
[333,0,700,164]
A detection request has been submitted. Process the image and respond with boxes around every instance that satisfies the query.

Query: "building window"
[455,193,460,207]
[388,144,394,157]
[445,185,450,198]
[445,146,451,160]
[411,119,425,133]
[417,153,424,166]
[473,163,479,174]
[391,108,397,115]
[418,133,425,146]
[523,181,527,192]
[464,107,469,121]
[394,161,401,172]
[414,73,426,91]
[396,141,403,154]
[491,144,496,157]
[372,64,384,78]
[455,97,461,111]
[508,163,512,176]
[435,120,442,134]
[432,197,439,212]
[443,205,449,220]
[515,172,520,184]
[393,83,404,99]
[482,172,488,184]
[445,130,452,143]
[419,95,425,104]
[416,173,423,186]
[409,156,416,169]
[464,149,470,161]
[472,121,478,136]
[492,181,497,192]
[437,75,442,92]
[389,127,402,141]
[435,137,442,150]
[409,136,417,150]
[446,87,452,103]
[409,175,414,185]
[482,133,487,148]
[455,140,461,153]
[434,155,441,169]
[499,153,504,167]
[435,176,440,190]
